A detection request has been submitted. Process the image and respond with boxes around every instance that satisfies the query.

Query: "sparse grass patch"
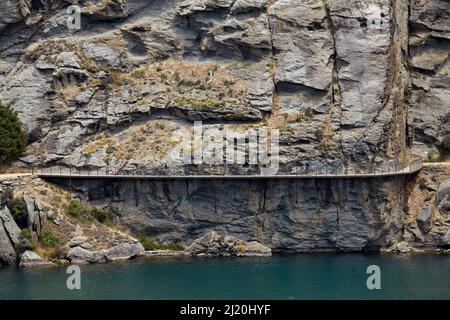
[18,229,38,251]
[39,229,60,248]
[173,97,223,109]
[83,135,114,156]
[109,69,133,86]
[424,151,442,163]
[66,199,113,224]
[139,235,184,251]
[130,68,146,79]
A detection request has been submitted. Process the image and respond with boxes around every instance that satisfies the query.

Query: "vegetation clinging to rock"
[66,199,113,224]
[39,230,60,248]
[139,235,184,251]
[10,199,28,229]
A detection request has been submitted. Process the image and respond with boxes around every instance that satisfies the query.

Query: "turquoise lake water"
[1,254,449,300]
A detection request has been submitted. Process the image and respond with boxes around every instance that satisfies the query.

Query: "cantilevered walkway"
[33,158,423,180]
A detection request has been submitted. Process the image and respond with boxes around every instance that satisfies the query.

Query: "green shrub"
[10,199,28,228]
[18,229,37,250]
[66,199,113,224]
[0,104,27,164]
[139,235,184,251]
[19,228,32,241]
[66,199,91,221]
[91,207,113,223]
[39,229,60,248]
[424,151,441,163]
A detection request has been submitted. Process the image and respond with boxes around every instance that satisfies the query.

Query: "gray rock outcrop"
[23,193,47,235]
[19,250,51,267]
[417,206,433,233]
[0,206,21,246]
[70,175,405,252]
[0,0,448,254]
[106,242,145,260]
[382,241,424,254]
[0,0,431,173]
[0,206,21,265]
[66,246,111,264]
[0,218,17,265]
[436,180,450,211]
[443,229,450,246]
[408,0,450,156]
[185,231,271,257]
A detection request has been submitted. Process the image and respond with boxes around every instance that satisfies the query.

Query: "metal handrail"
[32,159,423,179]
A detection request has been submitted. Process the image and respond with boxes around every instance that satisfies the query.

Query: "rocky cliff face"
[408,0,450,158]
[0,1,449,253]
[1,0,434,171]
[59,175,405,252]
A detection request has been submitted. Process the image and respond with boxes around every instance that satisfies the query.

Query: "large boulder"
[106,242,145,261]
[185,231,271,257]
[0,219,17,265]
[0,206,21,246]
[68,236,89,248]
[23,193,47,235]
[382,241,424,254]
[0,206,21,265]
[0,0,29,31]
[443,228,450,246]
[417,206,433,233]
[436,180,450,211]
[66,246,110,264]
[19,251,51,267]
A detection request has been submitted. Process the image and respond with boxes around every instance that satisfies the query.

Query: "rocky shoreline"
[0,177,274,267]
[1,165,450,268]
[0,0,449,268]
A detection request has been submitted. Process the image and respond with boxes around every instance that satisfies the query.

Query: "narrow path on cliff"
[0,173,32,180]
[423,162,450,168]
[33,158,425,180]
[0,161,450,180]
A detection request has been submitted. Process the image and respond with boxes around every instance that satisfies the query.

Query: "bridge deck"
[34,159,423,180]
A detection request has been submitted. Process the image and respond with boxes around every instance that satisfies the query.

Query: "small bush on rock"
[66,199,91,221]
[139,235,184,251]
[10,199,28,228]
[91,207,113,223]
[425,151,441,163]
[18,229,37,250]
[39,230,60,248]
[66,199,113,224]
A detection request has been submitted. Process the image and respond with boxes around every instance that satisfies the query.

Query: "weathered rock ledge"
[184,231,272,257]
